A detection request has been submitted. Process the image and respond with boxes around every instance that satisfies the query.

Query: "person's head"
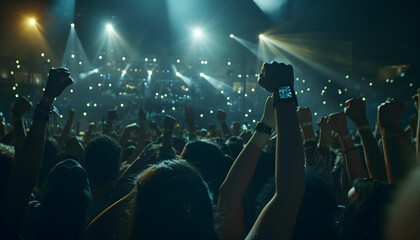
[0,143,14,201]
[180,140,232,198]
[85,134,122,186]
[36,159,91,240]
[225,136,244,159]
[343,178,396,240]
[129,160,218,240]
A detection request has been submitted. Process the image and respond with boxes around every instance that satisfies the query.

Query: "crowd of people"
[0,62,419,240]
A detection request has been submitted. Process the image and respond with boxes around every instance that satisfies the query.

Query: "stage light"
[122,70,127,75]
[29,18,36,25]
[94,68,99,73]
[106,24,114,32]
[227,61,231,65]
[230,34,234,38]
[176,72,181,77]
[259,34,264,39]
[200,72,205,77]
[41,53,45,57]
[70,23,75,28]
[153,58,156,62]
[71,54,75,58]
[145,58,148,62]
[122,56,126,61]
[176,59,180,63]
[193,28,203,38]
[147,70,152,75]
[98,55,102,60]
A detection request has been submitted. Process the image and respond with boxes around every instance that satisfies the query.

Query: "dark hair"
[180,140,232,198]
[36,159,91,240]
[85,134,122,185]
[225,136,244,159]
[0,143,14,201]
[342,178,396,240]
[129,160,218,240]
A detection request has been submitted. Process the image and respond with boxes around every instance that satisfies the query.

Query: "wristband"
[301,122,312,127]
[256,122,274,135]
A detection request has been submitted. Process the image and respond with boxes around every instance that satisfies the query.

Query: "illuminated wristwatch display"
[273,85,298,105]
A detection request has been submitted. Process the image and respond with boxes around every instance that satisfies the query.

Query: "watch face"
[278,86,293,99]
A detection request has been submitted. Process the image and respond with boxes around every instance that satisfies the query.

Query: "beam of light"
[253,0,290,22]
[259,33,349,85]
[230,34,234,38]
[106,23,114,32]
[29,18,36,25]
[61,26,91,81]
[119,63,131,80]
[95,23,133,65]
[172,65,191,86]
[230,34,267,62]
[18,16,54,60]
[193,28,203,39]
[200,73,232,94]
[79,68,99,80]
[70,23,75,28]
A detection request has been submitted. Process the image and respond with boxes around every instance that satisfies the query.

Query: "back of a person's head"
[225,136,243,159]
[85,134,122,185]
[0,143,14,201]
[343,178,396,240]
[129,160,218,240]
[36,159,91,240]
[180,140,232,197]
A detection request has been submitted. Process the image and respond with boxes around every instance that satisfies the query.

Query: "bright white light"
[193,28,203,38]
[70,23,75,28]
[176,59,180,63]
[71,54,75,58]
[94,68,99,73]
[106,24,114,32]
[122,70,127,75]
[259,34,264,39]
[147,70,152,75]
[176,72,181,77]
[122,57,126,61]
[99,55,102,60]
[200,72,205,77]
[29,18,36,25]
[153,58,156,62]
[227,61,231,66]
[229,34,234,38]
[145,58,148,62]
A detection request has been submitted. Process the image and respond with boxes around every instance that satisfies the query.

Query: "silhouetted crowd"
[1,62,420,240]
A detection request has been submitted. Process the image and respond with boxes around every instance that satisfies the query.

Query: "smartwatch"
[273,85,298,106]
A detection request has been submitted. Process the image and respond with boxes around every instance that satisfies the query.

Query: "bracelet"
[357,125,371,131]
[344,147,359,154]
[301,122,312,127]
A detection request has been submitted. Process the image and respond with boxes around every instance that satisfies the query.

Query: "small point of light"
[314,112,318,116]
[71,54,75,58]
[47,59,50,63]
[120,104,124,107]
[200,114,204,118]
[176,72,181,77]
[60,115,63,118]
[369,82,373,86]
[162,110,165,113]
[258,34,264,39]
[87,103,90,107]
[172,107,175,111]
[409,83,413,87]
[176,59,180,63]
[70,89,73,93]
[248,109,252,112]
[89,86,92,90]
[109,83,112,87]
[229,34,234,38]
[328,79,332,83]
[147,70,152,75]
[251,88,255,92]
[221,90,224,94]
[244,93,248,97]
[10,71,14,75]
[400,72,406,77]
[15,94,19,98]
[122,70,127,75]
[227,61,231,66]
[98,83,102,87]
[29,18,36,25]
[253,119,256,123]
[200,72,205,77]
[41,53,45,57]
[99,55,103,60]
[245,114,248,117]
[323,101,327,104]
[153,58,156,62]
[122,57,126,61]
[93,103,97,107]
[17,65,20,69]
[345,75,350,79]
[362,97,366,101]
[307,88,310,91]
[145,58,148,62]
[16,60,19,64]
[79,61,82,65]
[70,23,75,28]
[94,68,99,73]
[210,110,213,114]
[302,79,306,83]
[83,112,87,116]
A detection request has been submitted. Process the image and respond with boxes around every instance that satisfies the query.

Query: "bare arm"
[217,97,275,240]
[345,98,387,181]
[246,62,305,240]
[11,97,32,160]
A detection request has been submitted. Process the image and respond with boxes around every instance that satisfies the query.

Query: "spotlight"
[200,72,205,77]
[94,68,99,73]
[106,24,114,32]
[145,58,148,62]
[229,34,234,38]
[29,18,36,25]
[259,34,264,39]
[193,28,203,38]
[147,70,152,75]
[176,72,181,77]
[70,23,75,28]
[122,57,126,61]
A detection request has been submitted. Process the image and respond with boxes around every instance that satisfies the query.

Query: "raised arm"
[217,96,275,240]
[58,107,75,145]
[345,98,387,181]
[328,112,368,181]
[1,68,73,233]
[247,62,305,240]
[11,97,32,160]
[378,98,413,183]
[184,106,196,140]
[414,90,420,159]
[217,110,232,140]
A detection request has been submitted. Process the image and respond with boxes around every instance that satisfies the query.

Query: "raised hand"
[377,98,404,130]
[345,98,368,125]
[184,106,194,126]
[258,61,294,93]
[163,115,176,131]
[108,109,118,121]
[12,97,32,119]
[217,110,227,122]
[317,116,331,132]
[296,107,312,126]
[138,107,146,122]
[328,112,349,136]
[43,68,73,99]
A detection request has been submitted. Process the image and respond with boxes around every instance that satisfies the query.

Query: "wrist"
[354,119,369,127]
